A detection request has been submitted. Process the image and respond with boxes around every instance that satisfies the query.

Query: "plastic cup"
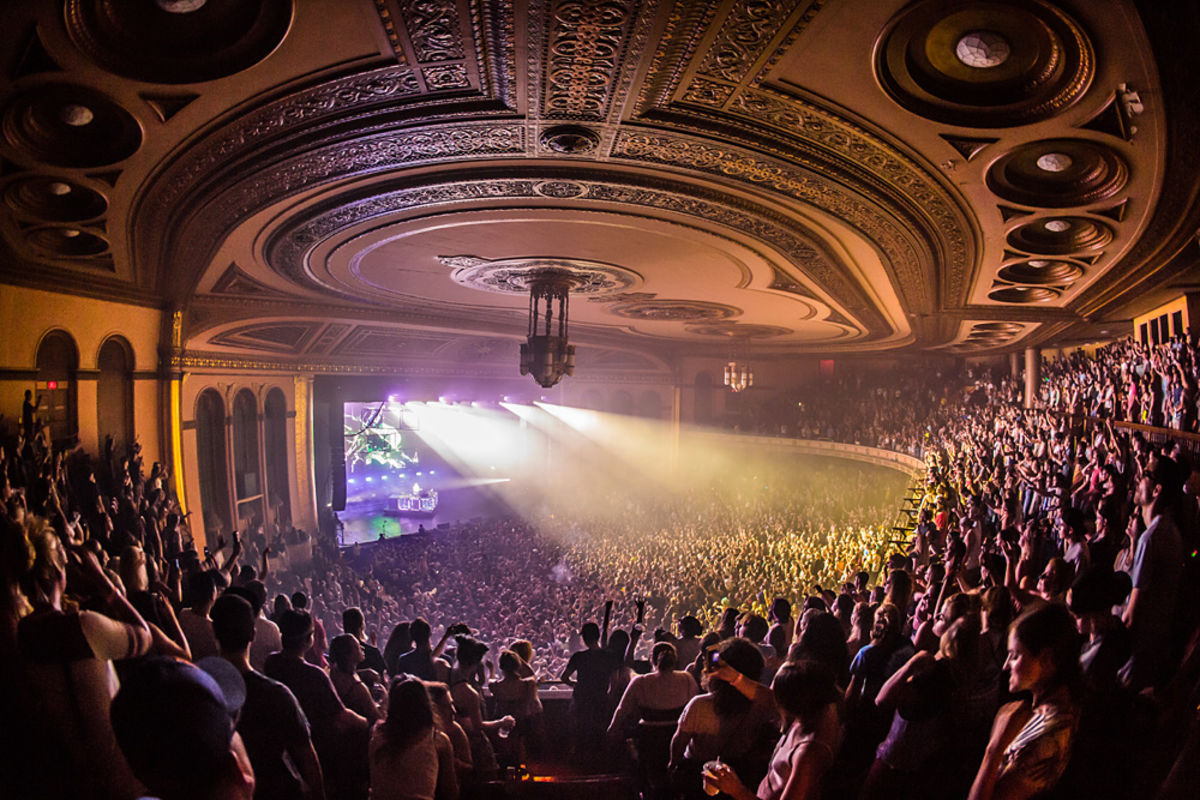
[701,760,722,796]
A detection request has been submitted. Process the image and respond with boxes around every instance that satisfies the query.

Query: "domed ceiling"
[1,0,1198,375]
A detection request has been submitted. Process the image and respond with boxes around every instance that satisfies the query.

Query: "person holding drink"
[700,659,841,800]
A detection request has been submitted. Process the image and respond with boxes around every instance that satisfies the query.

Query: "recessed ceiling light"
[1036,152,1073,172]
[955,31,1011,69]
[1044,219,1071,232]
[155,0,208,12]
[62,229,81,238]
[47,182,72,196]
[1028,259,1050,267]
[59,104,94,127]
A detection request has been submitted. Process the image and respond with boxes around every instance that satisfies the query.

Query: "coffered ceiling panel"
[1,0,1196,371]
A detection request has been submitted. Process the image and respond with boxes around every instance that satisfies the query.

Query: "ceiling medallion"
[606,300,741,322]
[440,255,641,296]
[533,180,588,199]
[539,125,601,154]
[986,139,1128,207]
[686,322,792,339]
[876,0,1093,127]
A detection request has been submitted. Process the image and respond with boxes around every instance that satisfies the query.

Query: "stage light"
[365,477,373,482]
[429,469,436,475]
[348,479,356,484]
[417,471,423,476]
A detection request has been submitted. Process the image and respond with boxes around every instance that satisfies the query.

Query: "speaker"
[331,395,347,511]
[331,458,346,510]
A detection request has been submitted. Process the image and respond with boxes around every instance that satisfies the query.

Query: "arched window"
[264,388,292,525]
[97,336,134,454]
[694,372,715,424]
[35,330,79,445]
[196,389,232,535]
[610,390,633,416]
[232,389,263,527]
[637,390,662,419]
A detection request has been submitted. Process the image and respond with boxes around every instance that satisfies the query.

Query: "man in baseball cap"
[111,656,255,800]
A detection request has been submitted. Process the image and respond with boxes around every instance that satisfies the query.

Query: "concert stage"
[337,485,510,546]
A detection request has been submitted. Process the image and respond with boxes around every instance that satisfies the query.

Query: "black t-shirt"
[395,647,437,681]
[566,647,618,705]
[21,398,35,437]
[358,640,387,676]
[238,670,312,800]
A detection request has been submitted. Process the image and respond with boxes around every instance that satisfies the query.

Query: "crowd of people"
[2,335,1200,800]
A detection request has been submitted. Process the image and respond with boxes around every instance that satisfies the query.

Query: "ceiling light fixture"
[724,361,753,393]
[1036,152,1073,172]
[59,104,94,127]
[955,31,1010,69]
[519,269,576,388]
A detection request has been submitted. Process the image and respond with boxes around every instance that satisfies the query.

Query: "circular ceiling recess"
[2,176,107,221]
[607,300,741,322]
[1006,216,1113,254]
[540,126,601,154]
[24,226,108,258]
[876,0,1093,127]
[988,285,1061,303]
[1,84,141,167]
[986,139,1128,207]
[972,322,1025,332]
[63,0,293,84]
[443,256,642,296]
[686,323,792,339]
[997,258,1084,285]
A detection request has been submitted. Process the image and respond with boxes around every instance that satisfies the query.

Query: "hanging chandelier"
[724,360,753,392]
[519,269,576,388]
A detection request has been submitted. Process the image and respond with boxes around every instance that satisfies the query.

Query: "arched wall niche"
[195,388,232,535]
[97,335,134,455]
[35,329,79,446]
[232,388,262,527]
[264,387,291,525]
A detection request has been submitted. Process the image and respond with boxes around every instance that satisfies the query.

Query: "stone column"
[1024,346,1040,408]
[1009,351,1020,379]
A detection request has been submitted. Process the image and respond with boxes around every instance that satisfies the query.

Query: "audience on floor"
[3,335,1200,800]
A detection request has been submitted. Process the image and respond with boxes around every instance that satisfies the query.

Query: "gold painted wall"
[0,283,164,465]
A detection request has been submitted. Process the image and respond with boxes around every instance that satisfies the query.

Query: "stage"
[337,485,511,546]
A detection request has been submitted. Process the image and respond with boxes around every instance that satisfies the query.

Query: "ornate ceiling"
[2,0,1198,373]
